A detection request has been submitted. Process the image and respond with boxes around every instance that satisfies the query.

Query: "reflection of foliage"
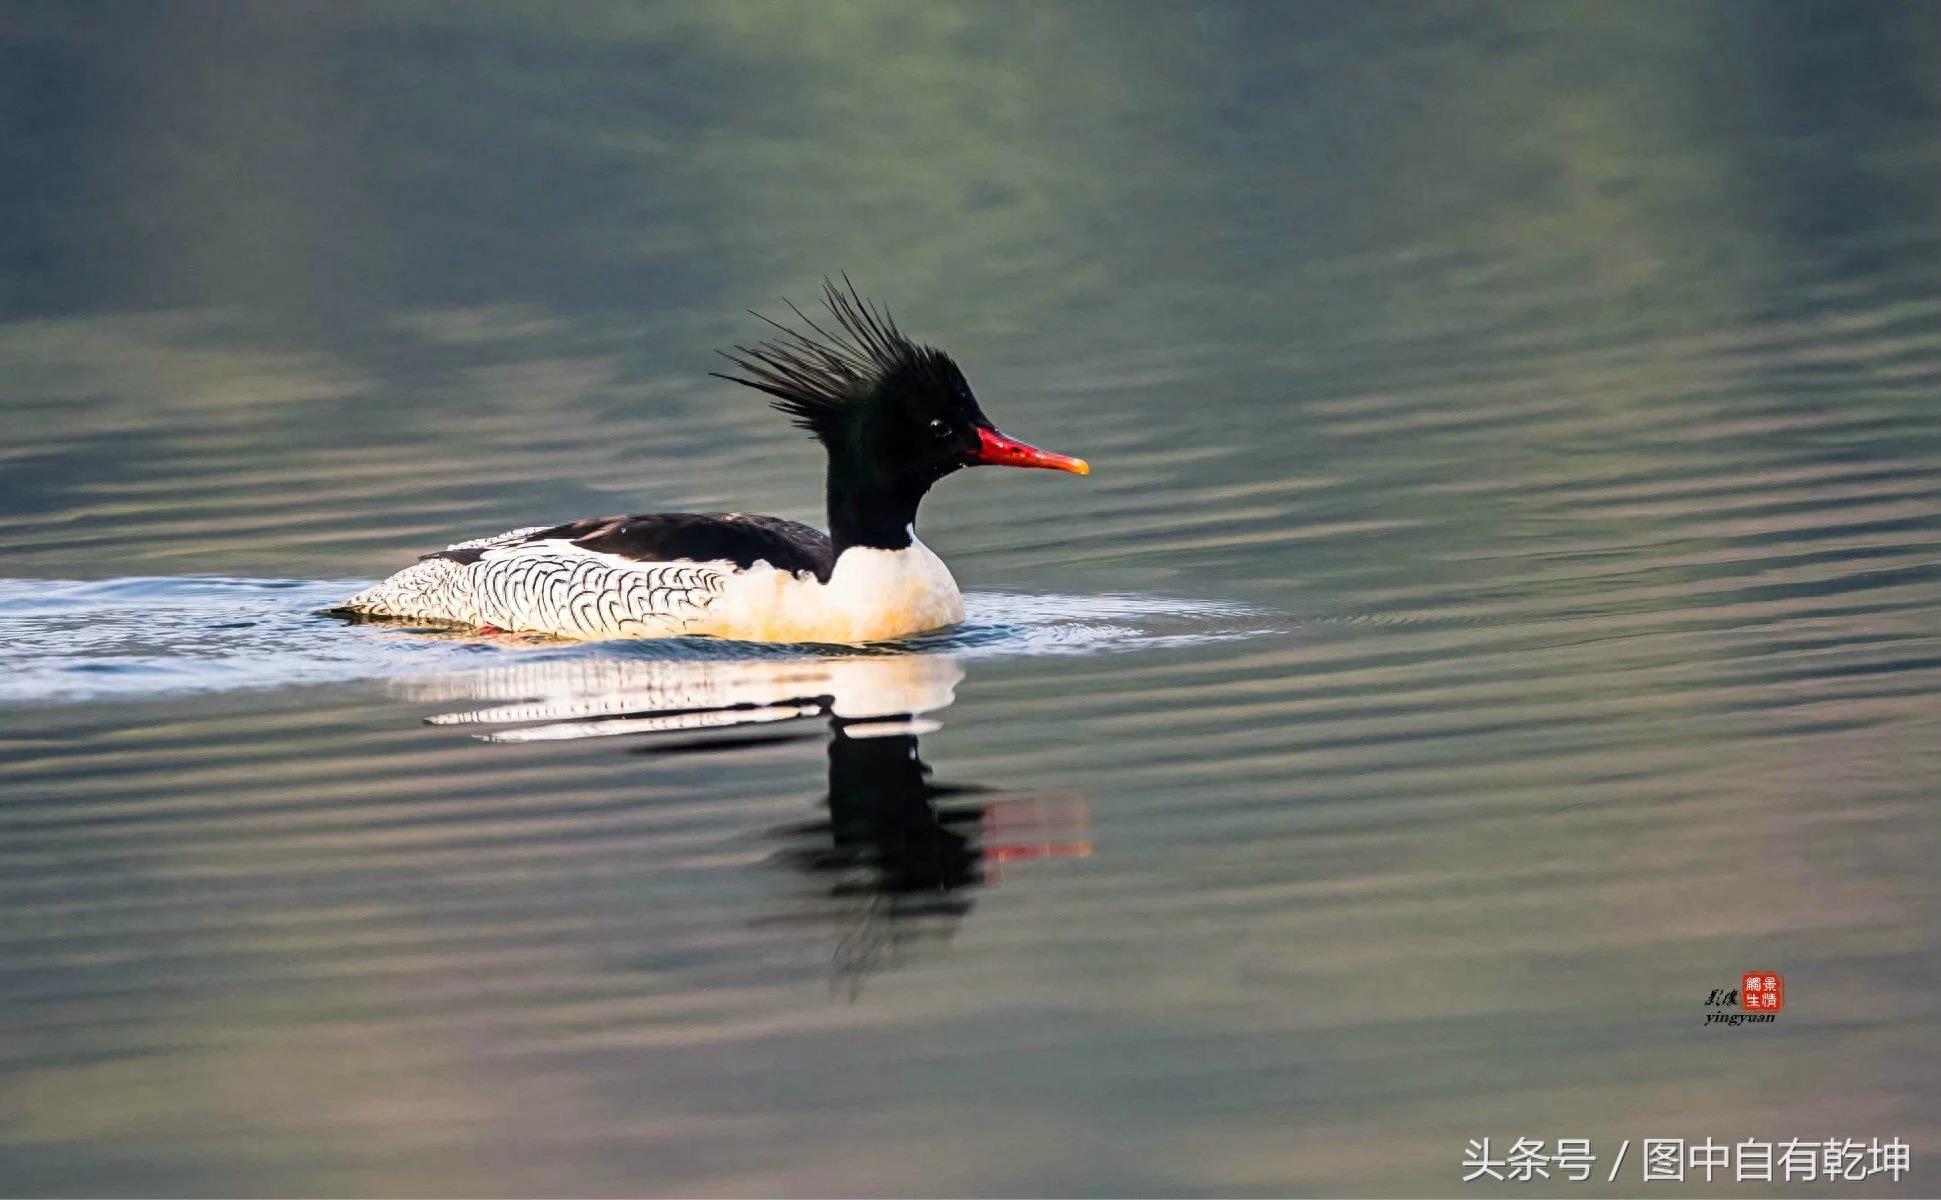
[9,4,1936,334]
[15,3,1935,379]
[4,3,1935,582]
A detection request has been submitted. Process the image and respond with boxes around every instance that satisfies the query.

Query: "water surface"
[3,4,1939,1195]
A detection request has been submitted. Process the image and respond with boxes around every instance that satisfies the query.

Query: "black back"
[428,512,836,581]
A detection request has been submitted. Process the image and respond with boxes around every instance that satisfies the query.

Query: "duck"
[334,280,1089,643]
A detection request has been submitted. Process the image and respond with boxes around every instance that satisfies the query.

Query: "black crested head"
[712,275,983,457]
[713,276,1088,553]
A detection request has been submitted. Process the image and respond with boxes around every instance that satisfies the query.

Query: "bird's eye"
[927,417,953,439]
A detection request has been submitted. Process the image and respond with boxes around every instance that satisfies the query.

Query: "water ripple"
[0,576,1272,705]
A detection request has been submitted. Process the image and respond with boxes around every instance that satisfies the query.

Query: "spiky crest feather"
[712,276,956,440]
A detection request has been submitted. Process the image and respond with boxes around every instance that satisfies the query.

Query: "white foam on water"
[0,576,1275,705]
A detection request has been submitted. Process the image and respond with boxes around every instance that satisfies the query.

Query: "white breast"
[697,537,965,644]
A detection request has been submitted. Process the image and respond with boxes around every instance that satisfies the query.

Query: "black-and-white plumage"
[335,280,1088,643]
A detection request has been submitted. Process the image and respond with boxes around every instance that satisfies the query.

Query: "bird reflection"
[762,720,1085,992]
[404,651,1088,989]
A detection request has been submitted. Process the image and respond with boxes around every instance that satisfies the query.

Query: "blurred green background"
[2,3,1939,1195]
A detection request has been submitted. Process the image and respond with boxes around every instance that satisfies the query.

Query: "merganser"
[335,280,1089,643]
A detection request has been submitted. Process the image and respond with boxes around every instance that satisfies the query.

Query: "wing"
[428,512,835,581]
[340,513,835,637]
